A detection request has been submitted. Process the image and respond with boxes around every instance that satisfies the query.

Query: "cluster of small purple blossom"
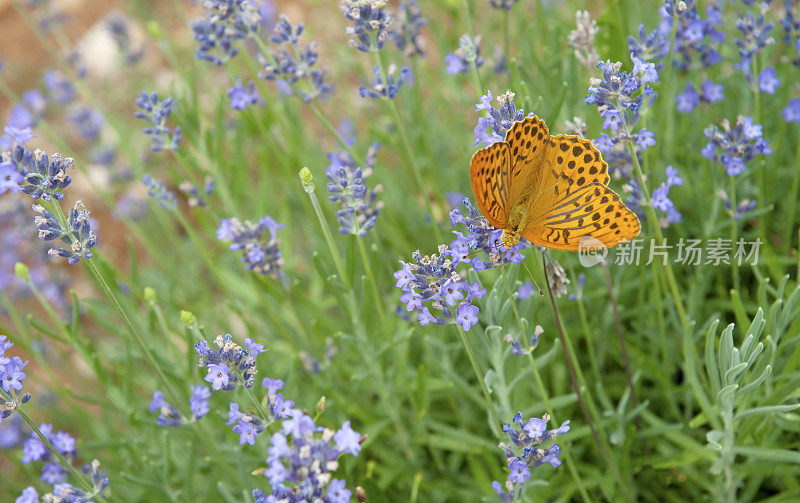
[702,116,772,176]
[148,333,362,500]
[191,0,263,66]
[195,333,268,391]
[1,335,31,426]
[326,143,383,237]
[141,174,177,209]
[179,176,216,207]
[258,15,333,103]
[394,199,525,331]
[493,412,570,501]
[18,435,109,502]
[2,333,109,501]
[444,34,484,75]
[149,385,211,427]
[583,55,684,225]
[472,90,532,147]
[359,65,413,99]
[216,216,285,277]
[0,112,99,264]
[134,92,182,152]
[252,412,361,502]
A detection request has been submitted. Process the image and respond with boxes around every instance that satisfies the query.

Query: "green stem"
[783,134,800,247]
[243,383,271,424]
[451,319,501,432]
[625,141,690,330]
[729,175,740,292]
[501,268,593,502]
[752,54,764,232]
[304,177,351,291]
[356,238,387,326]
[542,253,632,500]
[84,258,182,407]
[603,266,644,434]
[502,9,510,69]
[15,408,93,492]
[373,51,443,243]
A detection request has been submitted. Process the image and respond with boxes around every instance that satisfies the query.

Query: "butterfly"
[469,115,640,251]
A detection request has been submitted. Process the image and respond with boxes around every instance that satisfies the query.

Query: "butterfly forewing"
[469,141,512,228]
[503,117,550,207]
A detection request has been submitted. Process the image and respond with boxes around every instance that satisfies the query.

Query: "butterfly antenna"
[490,240,544,297]
[520,258,544,297]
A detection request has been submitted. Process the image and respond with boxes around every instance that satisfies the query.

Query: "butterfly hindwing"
[469,141,512,228]
[523,182,640,251]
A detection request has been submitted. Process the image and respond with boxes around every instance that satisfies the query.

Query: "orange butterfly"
[469,116,640,251]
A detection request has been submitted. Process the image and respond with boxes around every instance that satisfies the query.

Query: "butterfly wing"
[469,141,512,228]
[522,135,640,250]
[503,116,550,208]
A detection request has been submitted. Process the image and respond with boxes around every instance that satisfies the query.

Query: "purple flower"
[359,65,412,99]
[493,411,569,497]
[651,165,683,225]
[327,479,352,503]
[33,201,97,264]
[734,11,775,80]
[195,334,265,391]
[758,67,780,93]
[784,99,800,122]
[444,35,483,75]
[676,83,698,113]
[189,384,211,419]
[472,90,532,146]
[191,0,261,65]
[262,412,360,500]
[19,149,73,202]
[636,128,656,150]
[517,282,535,300]
[333,420,361,456]
[703,116,771,176]
[134,92,182,151]
[455,303,479,331]
[259,15,333,102]
[631,55,658,83]
[340,0,390,52]
[233,420,259,445]
[701,79,724,103]
[389,1,427,58]
[271,393,295,419]
[600,107,622,131]
[216,217,284,277]
[262,377,284,394]
[508,459,531,484]
[0,161,23,195]
[326,143,382,236]
[3,124,36,145]
[227,80,261,110]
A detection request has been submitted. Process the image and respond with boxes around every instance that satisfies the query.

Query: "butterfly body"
[470,116,640,251]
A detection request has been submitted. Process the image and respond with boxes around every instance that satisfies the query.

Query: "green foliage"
[1,0,800,502]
